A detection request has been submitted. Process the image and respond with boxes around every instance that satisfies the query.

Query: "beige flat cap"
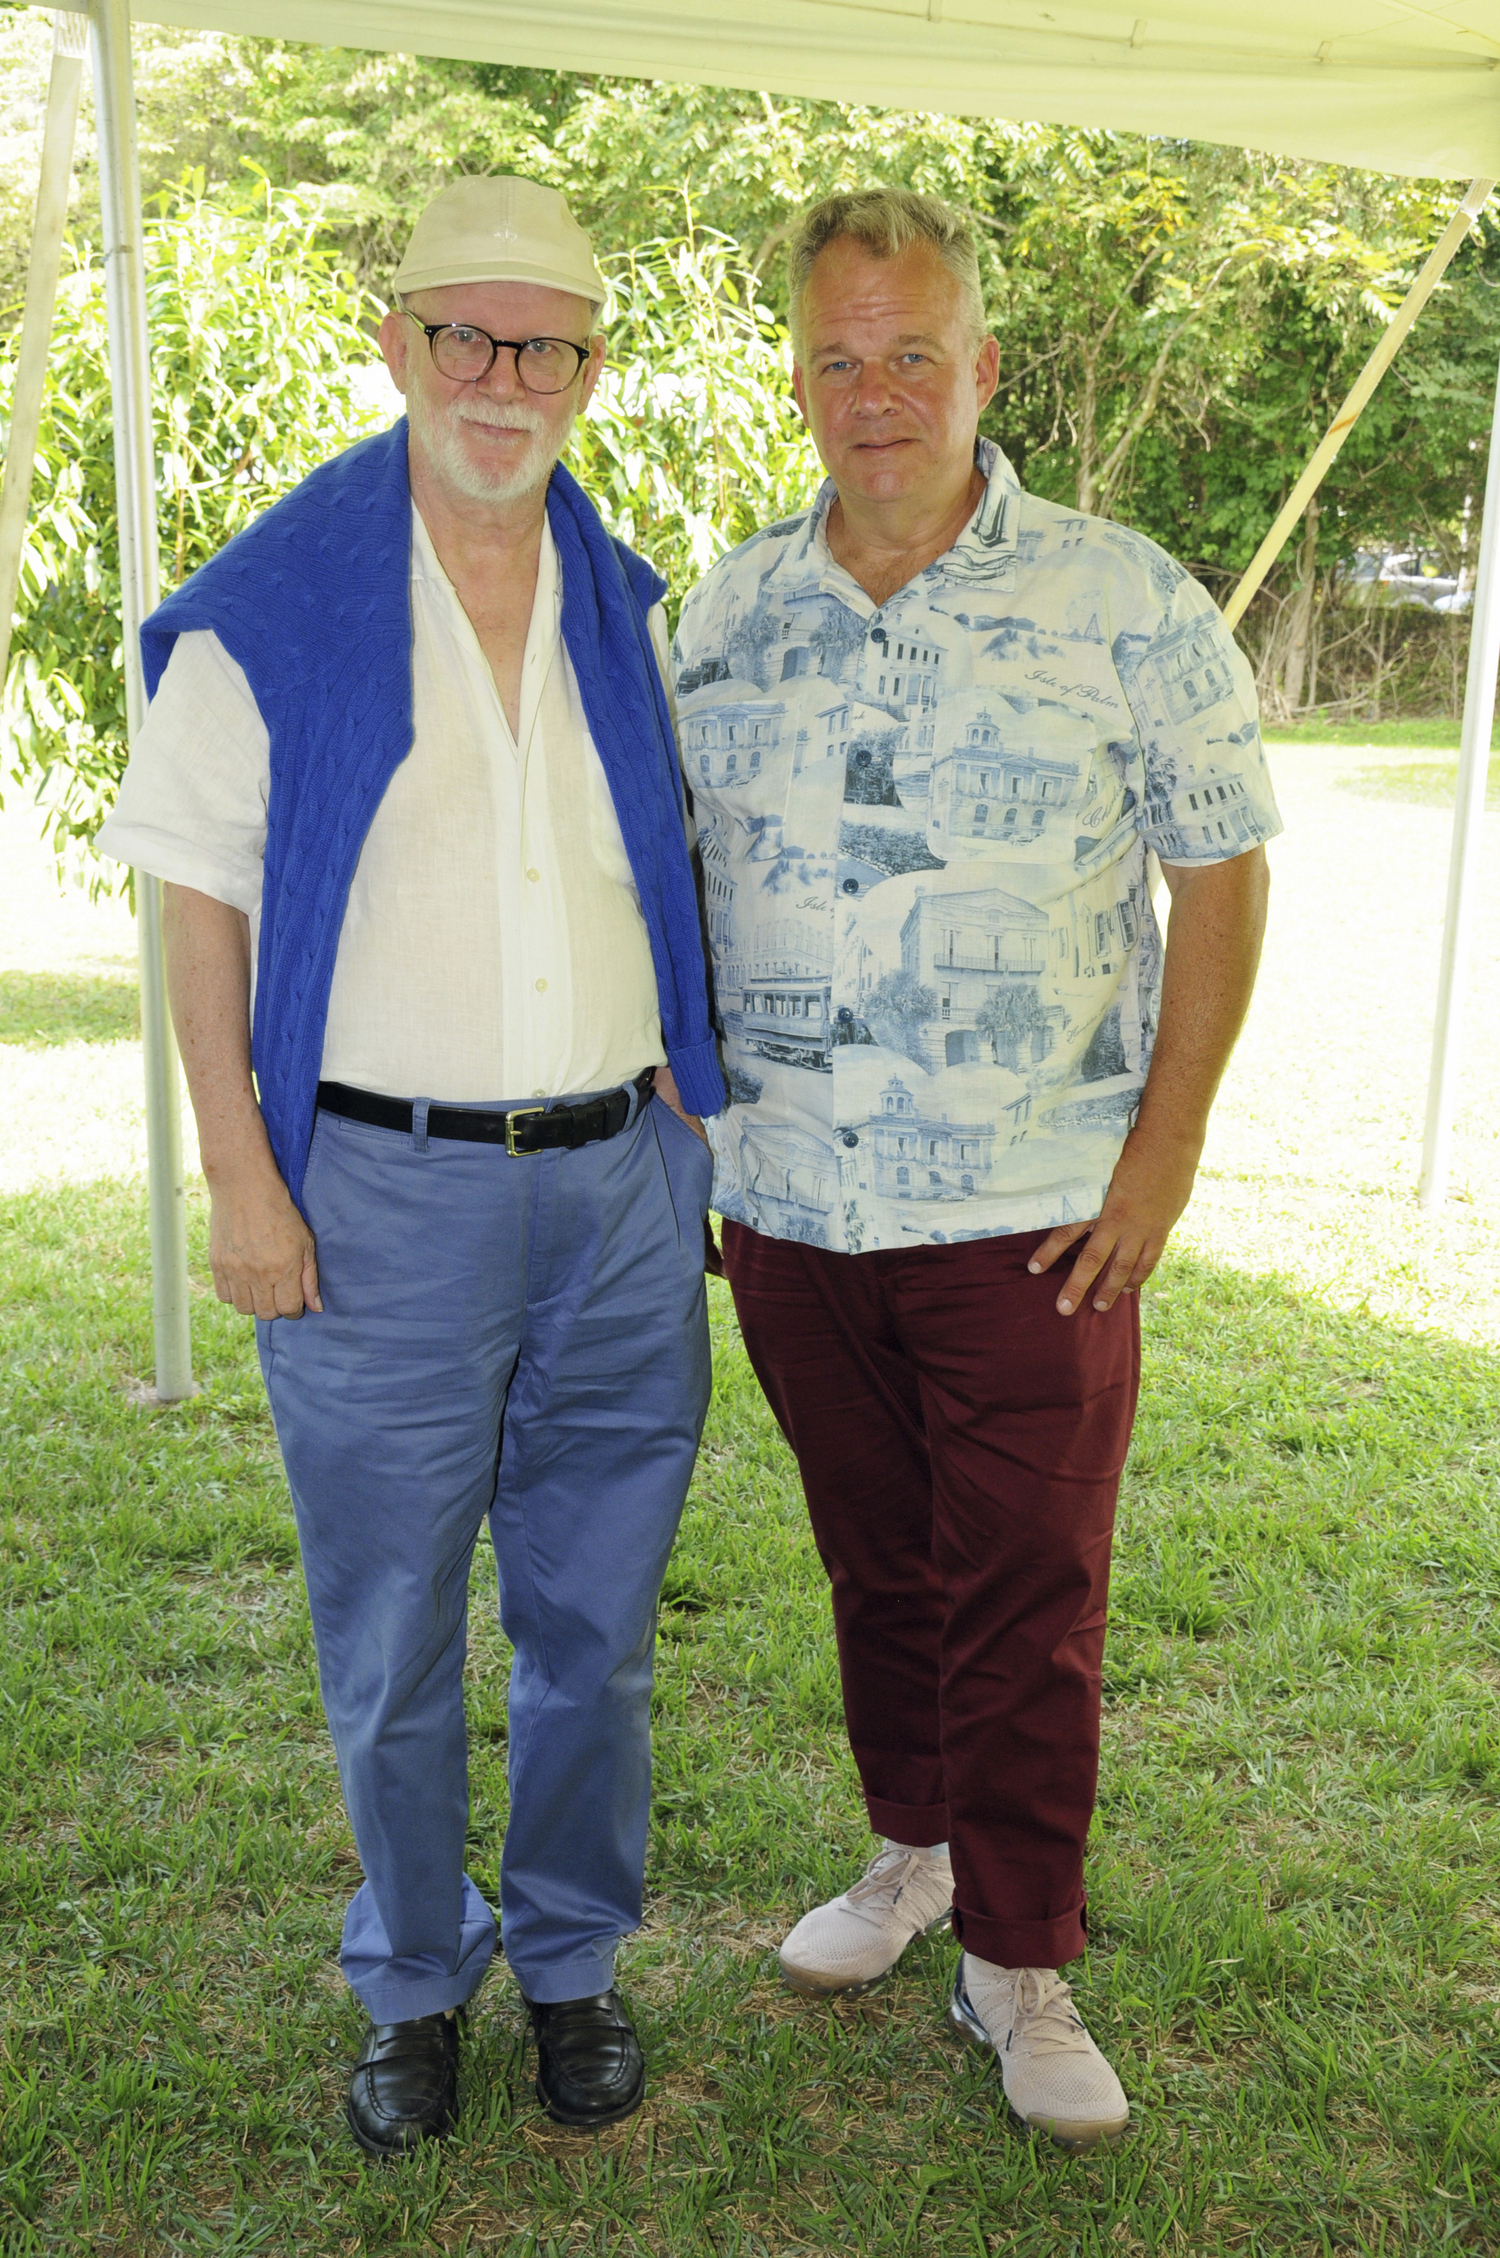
[393,176,606,307]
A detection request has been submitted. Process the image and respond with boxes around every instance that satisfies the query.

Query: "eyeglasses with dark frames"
[404,311,591,394]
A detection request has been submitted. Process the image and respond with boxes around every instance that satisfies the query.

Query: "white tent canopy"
[133,0,1500,179]
[29,0,1499,1394]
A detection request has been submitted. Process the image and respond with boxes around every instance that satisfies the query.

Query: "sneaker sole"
[947,1989,1129,2154]
[780,1910,953,1998]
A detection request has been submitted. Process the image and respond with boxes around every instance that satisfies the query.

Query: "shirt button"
[535,977,548,993]
[842,1130,859,1148]
[526,867,540,883]
[533,1088,546,1098]
[836,1007,853,1025]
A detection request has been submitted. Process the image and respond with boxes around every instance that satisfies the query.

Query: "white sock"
[883,1837,949,1859]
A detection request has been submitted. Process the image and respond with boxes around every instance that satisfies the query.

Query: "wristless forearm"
[162,882,283,1190]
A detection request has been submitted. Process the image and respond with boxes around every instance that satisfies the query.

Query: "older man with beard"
[98,178,722,2154]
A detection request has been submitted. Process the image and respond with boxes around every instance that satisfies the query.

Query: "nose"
[474,345,529,403]
[850,363,900,416]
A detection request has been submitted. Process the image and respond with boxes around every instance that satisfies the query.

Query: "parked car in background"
[1344,549,1465,610]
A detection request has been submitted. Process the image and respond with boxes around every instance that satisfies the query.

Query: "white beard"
[406,383,574,504]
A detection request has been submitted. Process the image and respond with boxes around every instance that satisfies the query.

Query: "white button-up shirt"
[100,508,671,1102]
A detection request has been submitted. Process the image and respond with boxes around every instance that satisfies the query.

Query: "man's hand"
[1030,846,1269,1317]
[1027,1123,1202,1314]
[652,1063,710,1145]
[209,1160,322,1319]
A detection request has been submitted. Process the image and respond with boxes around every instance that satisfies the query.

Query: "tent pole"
[0,12,88,694]
[1223,178,1493,633]
[1417,345,1500,1213]
[90,0,194,1401]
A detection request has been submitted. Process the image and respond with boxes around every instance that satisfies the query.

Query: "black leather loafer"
[346,2011,459,2158]
[525,1989,645,2129]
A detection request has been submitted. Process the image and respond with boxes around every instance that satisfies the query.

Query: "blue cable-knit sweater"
[140,421,723,1206]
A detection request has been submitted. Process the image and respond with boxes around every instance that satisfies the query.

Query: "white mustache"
[457,406,546,436]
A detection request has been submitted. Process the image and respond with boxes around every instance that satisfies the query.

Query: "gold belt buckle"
[504,1105,546,1157]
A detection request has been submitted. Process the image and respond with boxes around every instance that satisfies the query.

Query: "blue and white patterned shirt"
[673,440,1282,1253]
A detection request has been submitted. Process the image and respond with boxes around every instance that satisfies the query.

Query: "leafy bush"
[576,229,821,606]
[2,175,383,877]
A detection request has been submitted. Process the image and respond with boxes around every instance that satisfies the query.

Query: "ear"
[792,359,810,426]
[578,330,607,413]
[974,333,1000,414]
[378,307,411,397]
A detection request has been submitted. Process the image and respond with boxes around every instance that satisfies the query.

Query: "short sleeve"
[1123,579,1283,866]
[96,629,271,912]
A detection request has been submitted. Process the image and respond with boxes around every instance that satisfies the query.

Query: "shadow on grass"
[0,969,139,1047]
[3,1176,1500,2255]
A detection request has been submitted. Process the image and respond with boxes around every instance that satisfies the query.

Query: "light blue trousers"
[257,1085,713,2020]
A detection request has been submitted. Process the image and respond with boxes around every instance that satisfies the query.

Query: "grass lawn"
[4,1177,1500,2256]
[1262,719,1495,751]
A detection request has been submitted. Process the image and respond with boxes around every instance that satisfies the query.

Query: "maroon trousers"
[720,1219,1140,1970]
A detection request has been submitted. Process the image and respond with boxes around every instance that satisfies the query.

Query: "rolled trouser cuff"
[864,1794,950,1848]
[508,1944,618,2006]
[951,1899,1088,1972]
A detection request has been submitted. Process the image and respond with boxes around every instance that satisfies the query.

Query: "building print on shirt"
[676,439,1282,1253]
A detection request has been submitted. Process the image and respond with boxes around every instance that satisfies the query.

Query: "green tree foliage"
[3,176,382,870]
[1,33,1495,865]
[573,229,821,602]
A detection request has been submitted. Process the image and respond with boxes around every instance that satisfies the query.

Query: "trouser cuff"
[952,1899,1087,1971]
[507,1943,618,2006]
[351,1961,491,2024]
[864,1794,950,1847]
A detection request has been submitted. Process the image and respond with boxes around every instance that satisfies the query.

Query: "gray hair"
[787,189,988,353]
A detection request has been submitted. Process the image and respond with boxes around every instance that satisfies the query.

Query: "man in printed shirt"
[99,178,721,2153]
[674,189,1278,2150]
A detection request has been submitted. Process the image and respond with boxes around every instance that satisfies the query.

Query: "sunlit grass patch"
[1334,758,1500,812]
[0,969,139,1047]
[3,1179,1500,2253]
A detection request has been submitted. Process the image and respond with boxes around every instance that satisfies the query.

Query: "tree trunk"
[1279,496,1320,715]
[1074,348,1100,516]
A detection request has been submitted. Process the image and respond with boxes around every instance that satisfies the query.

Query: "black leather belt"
[316,1071,655,1156]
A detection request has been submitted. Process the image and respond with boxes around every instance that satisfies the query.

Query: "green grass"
[0,970,139,1048]
[4,1181,1500,2254]
[1263,718,1483,750]
[1333,759,1500,813]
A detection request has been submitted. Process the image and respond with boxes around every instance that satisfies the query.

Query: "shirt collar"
[765,436,1024,605]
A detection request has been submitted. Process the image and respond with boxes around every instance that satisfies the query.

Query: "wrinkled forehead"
[798,239,969,351]
[401,277,597,339]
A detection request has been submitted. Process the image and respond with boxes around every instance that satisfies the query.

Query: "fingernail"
[1027,1260,1041,1273]
[1094,1297,1109,1310]
[1058,1298,1073,1314]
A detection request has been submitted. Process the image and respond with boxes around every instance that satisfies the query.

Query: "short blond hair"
[787,189,988,353]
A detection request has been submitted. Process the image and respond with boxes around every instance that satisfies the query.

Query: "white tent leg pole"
[1418,344,1500,1214]
[90,0,194,1400]
[0,12,88,691]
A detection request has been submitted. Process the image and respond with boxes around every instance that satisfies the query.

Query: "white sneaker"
[779,1843,954,1997]
[950,1953,1129,2151]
